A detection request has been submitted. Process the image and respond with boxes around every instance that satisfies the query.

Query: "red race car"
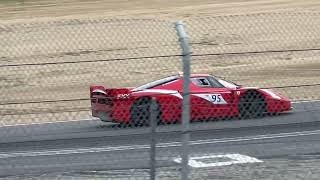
[90,73,292,126]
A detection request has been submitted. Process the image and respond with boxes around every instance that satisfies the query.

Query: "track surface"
[0,101,319,178]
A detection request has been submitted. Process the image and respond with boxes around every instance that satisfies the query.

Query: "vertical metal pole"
[150,97,157,180]
[175,21,191,180]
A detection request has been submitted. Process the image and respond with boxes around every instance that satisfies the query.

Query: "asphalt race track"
[0,101,319,178]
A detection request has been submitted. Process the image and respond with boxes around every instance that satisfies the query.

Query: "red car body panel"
[90,74,292,123]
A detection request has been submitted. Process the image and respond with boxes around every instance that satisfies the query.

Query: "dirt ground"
[0,0,320,125]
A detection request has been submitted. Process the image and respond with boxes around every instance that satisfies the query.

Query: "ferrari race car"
[90,74,292,126]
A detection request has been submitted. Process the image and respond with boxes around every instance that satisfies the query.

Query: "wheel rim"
[131,99,161,127]
[239,92,266,119]
[132,102,150,127]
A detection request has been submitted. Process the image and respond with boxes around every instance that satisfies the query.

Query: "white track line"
[0,129,320,159]
[292,100,320,104]
[173,154,263,167]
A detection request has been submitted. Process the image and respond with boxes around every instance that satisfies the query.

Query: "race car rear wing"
[90,85,132,105]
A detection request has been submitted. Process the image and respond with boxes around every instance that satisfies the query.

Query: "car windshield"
[132,75,179,91]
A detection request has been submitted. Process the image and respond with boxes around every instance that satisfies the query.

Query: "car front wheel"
[238,91,267,119]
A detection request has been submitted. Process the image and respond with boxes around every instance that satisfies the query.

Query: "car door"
[189,77,235,120]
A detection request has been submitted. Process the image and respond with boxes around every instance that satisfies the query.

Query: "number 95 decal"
[194,93,227,104]
[211,94,222,102]
[209,94,227,104]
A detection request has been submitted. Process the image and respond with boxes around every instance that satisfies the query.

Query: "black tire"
[116,122,129,128]
[130,97,162,127]
[238,91,267,119]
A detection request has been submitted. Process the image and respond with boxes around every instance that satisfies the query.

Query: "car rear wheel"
[238,91,267,119]
[131,97,162,127]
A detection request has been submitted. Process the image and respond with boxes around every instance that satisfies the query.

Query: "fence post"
[150,97,157,180]
[175,20,191,180]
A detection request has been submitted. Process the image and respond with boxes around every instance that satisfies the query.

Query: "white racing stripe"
[132,89,182,99]
[260,89,281,100]
[1,129,320,159]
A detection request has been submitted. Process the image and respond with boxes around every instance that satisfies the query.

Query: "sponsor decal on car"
[117,94,130,99]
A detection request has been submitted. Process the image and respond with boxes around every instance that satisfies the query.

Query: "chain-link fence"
[0,11,320,179]
[180,11,320,180]
[0,18,182,125]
